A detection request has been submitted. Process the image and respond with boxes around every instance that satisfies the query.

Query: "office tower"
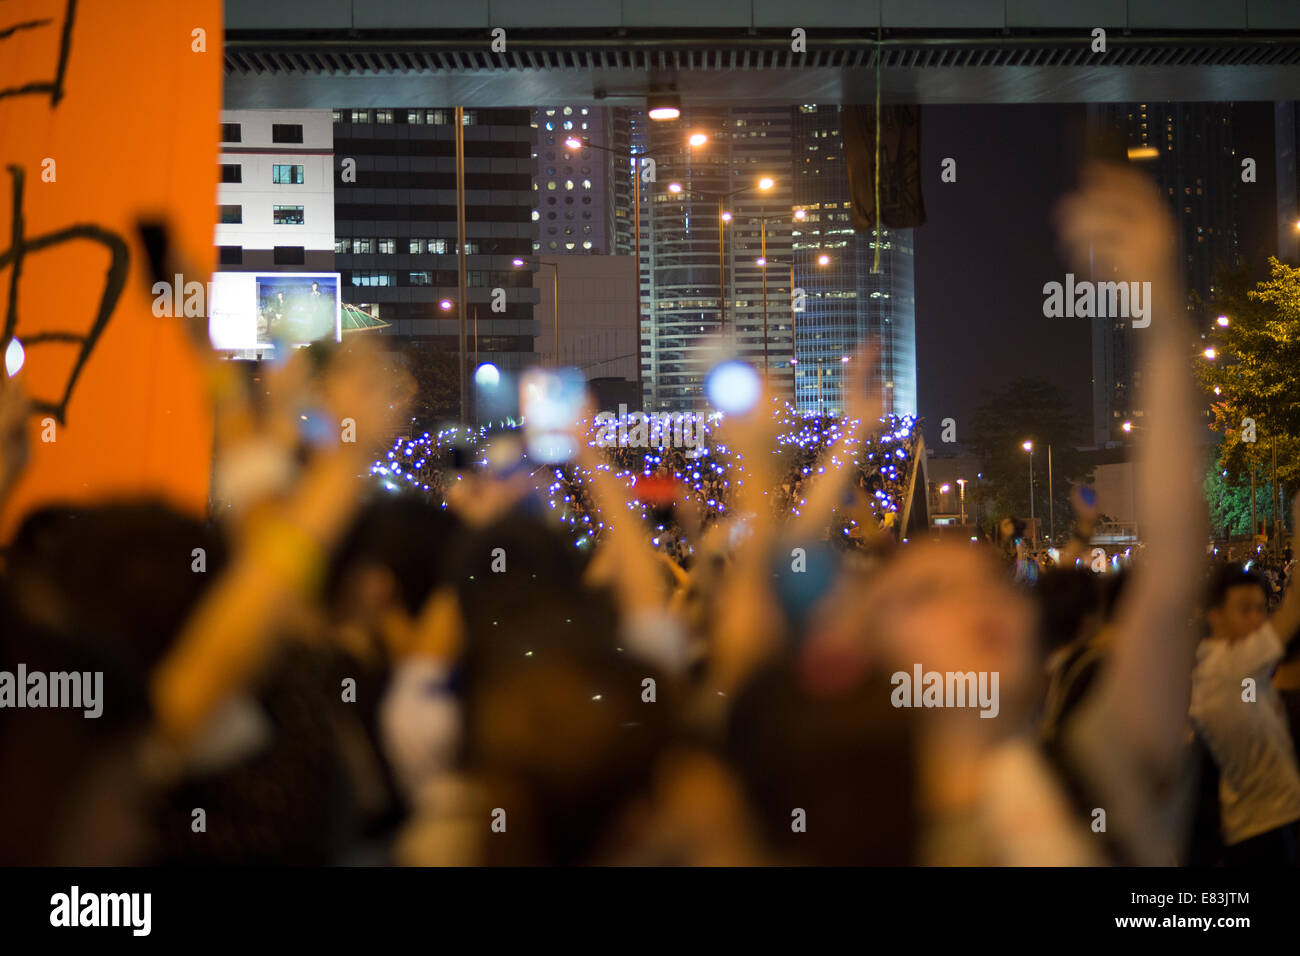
[1087,102,1241,445]
[532,106,615,255]
[629,106,795,410]
[216,110,335,273]
[331,107,538,375]
[791,105,917,418]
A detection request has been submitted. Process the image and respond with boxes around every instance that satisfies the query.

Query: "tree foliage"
[387,342,461,428]
[1196,258,1300,494]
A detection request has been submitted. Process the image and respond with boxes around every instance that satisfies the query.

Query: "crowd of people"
[2,163,1299,866]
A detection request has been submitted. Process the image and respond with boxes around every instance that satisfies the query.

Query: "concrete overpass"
[224,0,1300,109]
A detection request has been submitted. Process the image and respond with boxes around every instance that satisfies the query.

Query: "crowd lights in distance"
[369,406,923,542]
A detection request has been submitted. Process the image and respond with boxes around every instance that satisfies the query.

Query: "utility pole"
[454,107,468,424]
[1251,460,1258,545]
[633,155,642,405]
[760,218,769,373]
[1048,444,1055,543]
[1272,435,1280,555]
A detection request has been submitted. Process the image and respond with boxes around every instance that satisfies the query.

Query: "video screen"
[208,272,341,351]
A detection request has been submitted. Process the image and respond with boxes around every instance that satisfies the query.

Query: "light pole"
[565,136,651,397]
[512,258,559,367]
[454,106,469,422]
[759,250,829,404]
[1023,440,1035,544]
[671,177,775,345]
[956,478,967,526]
[1047,443,1055,542]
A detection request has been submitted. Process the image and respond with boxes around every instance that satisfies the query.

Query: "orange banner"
[0,0,221,538]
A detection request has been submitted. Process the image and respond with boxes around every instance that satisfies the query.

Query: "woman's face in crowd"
[871,542,1037,721]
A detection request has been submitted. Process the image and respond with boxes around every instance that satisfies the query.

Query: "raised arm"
[1053,163,1207,862]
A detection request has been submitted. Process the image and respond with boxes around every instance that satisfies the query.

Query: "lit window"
[272,164,304,185]
[272,205,304,225]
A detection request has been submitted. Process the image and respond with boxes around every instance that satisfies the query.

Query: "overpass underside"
[223,1,1300,109]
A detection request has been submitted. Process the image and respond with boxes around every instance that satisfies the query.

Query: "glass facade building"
[791,105,917,418]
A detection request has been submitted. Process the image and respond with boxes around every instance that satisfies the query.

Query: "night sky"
[912,101,1279,451]
[913,103,1091,450]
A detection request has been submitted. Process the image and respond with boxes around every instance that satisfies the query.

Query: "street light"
[1216,315,1230,327]
[514,259,560,367]
[1204,347,1217,360]
[1023,441,1035,543]
[647,93,681,121]
[688,176,776,343]
[567,131,741,397]
[759,252,831,404]
[956,478,967,525]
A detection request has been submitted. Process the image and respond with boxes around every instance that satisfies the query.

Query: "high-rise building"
[790,105,917,418]
[608,104,917,415]
[331,107,539,375]
[215,110,335,273]
[629,106,796,410]
[212,110,336,360]
[531,106,616,255]
[1087,103,1241,445]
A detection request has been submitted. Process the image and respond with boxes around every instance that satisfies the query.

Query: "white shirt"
[1190,622,1300,845]
[921,741,1106,866]
[379,659,461,805]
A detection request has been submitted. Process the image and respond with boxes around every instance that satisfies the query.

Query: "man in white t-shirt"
[1190,536,1300,865]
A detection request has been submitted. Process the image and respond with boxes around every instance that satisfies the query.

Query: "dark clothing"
[1224,820,1299,867]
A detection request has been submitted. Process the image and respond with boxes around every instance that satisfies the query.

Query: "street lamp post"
[956,478,967,526]
[454,106,469,423]
[1023,440,1035,543]
[566,136,646,397]
[761,219,768,371]
[674,177,775,350]
[758,251,826,404]
[1047,443,1055,542]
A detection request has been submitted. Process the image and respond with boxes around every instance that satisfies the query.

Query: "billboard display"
[209,272,341,351]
